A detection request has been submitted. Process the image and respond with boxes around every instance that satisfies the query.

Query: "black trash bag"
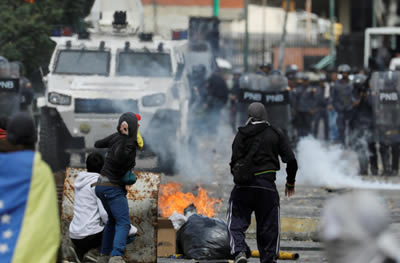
[176,214,232,260]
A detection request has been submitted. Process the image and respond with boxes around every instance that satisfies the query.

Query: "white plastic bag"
[169,211,188,230]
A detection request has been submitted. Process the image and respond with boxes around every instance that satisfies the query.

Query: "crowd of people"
[1,51,398,263]
[228,62,398,176]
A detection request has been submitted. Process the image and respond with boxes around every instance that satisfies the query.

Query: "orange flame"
[159,182,222,218]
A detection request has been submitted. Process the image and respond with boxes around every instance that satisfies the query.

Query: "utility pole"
[306,0,312,41]
[262,0,267,63]
[329,0,336,70]
[213,0,220,17]
[278,0,290,71]
[153,0,158,34]
[372,0,377,27]
[244,0,249,72]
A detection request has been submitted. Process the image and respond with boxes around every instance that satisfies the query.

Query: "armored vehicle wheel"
[39,108,69,172]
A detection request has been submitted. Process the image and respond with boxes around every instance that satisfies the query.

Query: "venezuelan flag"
[0,151,60,263]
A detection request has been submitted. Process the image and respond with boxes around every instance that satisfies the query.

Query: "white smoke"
[277,137,400,190]
[172,109,235,183]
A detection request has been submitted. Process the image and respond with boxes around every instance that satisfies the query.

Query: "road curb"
[246,217,320,241]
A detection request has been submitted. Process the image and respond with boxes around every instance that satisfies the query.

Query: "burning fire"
[159,182,222,218]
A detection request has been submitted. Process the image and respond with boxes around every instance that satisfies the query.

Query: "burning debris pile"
[158,182,222,218]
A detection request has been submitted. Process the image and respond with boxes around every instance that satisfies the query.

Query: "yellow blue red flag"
[0,151,60,263]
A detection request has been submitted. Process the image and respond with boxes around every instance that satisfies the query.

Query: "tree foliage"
[0,0,94,78]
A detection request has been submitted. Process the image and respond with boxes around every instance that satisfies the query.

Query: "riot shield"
[0,78,20,118]
[370,71,400,143]
[238,73,292,136]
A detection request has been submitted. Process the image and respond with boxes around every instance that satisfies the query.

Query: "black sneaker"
[234,252,247,263]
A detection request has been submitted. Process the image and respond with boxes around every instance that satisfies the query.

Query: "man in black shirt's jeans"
[228,102,298,263]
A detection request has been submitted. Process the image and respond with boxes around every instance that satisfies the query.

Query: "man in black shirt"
[228,102,298,263]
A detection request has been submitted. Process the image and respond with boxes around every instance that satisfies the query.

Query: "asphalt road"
[153,121,400,263]
[64,115,400,262]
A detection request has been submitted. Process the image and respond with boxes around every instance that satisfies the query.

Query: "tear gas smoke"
[146,106,235,183]
[276,136,400,190]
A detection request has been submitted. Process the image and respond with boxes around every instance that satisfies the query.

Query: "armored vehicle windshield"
[116,52,172,77]
[54,50,111,76]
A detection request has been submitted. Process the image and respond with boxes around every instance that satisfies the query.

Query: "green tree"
[62,0,95,32]
[0,0,94,78]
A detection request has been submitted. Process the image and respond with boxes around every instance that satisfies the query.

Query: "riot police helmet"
[285,64,299,75]
[353,74,367,85]
[338,64,351,73]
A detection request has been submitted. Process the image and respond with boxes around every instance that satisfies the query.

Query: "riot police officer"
[371,71,400,176]
[330,64,355,145]
[349,74,378,175]
[285,64,298,88]
[293,72,317,137]
[313,75,330,140]
[19,76,34,111]
[9,62,34,112]
[188,64,208,105]
[258,62,272,76]
[205,68,229,134]
[0,57,14,119]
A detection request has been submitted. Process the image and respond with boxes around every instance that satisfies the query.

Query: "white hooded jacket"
[69,172,137,239]
[69,172,108,239]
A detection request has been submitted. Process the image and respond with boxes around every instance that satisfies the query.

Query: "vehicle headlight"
[142,93,166,107]
[48,92,71,105]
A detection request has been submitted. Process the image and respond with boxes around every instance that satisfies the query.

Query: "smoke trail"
[276,137,400,190]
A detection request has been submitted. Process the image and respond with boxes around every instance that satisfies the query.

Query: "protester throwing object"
[94,112,139,263]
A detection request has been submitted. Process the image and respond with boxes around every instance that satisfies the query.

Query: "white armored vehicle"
[37,0,191,172]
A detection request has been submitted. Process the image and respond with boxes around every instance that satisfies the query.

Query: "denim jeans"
[313,109,329,140]
[95,186,130,257]
[328,110,339,142]
[336,110,353,145]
